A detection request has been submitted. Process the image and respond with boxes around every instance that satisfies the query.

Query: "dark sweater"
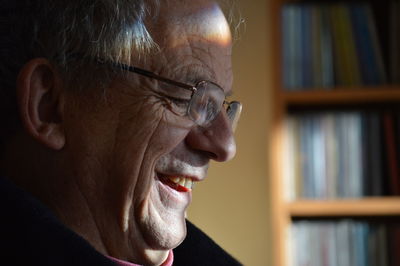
[0,177,241,265]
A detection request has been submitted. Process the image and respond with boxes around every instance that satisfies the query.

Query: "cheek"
[118,99,190,169]
[110,101,190,222]
[129,121,190,204]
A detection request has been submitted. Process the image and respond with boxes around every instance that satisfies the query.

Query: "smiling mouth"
[159,174,194,193]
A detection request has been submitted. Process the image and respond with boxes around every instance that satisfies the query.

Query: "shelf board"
[281,87,400,106]
[287,198,400,217]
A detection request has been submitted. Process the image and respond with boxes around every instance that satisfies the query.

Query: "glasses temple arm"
[119,64,195,92]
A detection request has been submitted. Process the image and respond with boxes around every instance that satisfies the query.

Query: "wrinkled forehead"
[141,0,233,89]
[151,0,232,48]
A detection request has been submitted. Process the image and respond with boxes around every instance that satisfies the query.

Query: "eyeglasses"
[116,63,242,131]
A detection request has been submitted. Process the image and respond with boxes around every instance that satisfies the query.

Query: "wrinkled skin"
[36,1,235,265]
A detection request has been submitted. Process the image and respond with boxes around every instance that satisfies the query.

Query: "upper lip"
[156,172,204,183]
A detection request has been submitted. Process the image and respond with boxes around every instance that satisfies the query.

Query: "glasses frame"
[119,63,197,95]
[114,62,241,129]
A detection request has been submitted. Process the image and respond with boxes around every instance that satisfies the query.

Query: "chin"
[136,175,191,249]
[139,211,187,250]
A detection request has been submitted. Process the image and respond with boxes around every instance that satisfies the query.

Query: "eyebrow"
[182,67,213,84]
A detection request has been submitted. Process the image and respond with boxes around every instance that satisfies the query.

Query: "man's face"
[62,0,235,264]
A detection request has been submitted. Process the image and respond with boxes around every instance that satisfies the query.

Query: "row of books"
[281,3,386,90]
[283,110,400,200]
[390,0,400,84]
[288,220,400,266]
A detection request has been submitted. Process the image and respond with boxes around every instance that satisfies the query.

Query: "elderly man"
[0,0,241,265]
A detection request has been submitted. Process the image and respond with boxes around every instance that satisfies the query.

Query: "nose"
[185,111,236,162]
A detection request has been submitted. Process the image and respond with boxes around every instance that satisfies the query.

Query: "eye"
[155,84,192,112]
[166,95,191,109]
[156,91,190,116]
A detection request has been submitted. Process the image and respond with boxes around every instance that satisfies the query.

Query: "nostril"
[202,150,218,161]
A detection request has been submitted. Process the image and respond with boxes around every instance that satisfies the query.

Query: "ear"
[16,58,65,150]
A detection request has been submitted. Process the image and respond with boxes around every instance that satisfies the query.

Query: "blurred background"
[188,0,273,265]
[189,0,400,265]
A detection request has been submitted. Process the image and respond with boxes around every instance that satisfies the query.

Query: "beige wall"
[188,0,273,265]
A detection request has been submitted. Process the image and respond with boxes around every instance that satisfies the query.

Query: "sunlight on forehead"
[174,3,232,47]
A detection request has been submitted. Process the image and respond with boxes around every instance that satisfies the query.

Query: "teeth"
[184,178,193,189]
[178,178,185,186]
[170,177,180,183]
[168,176,194,190]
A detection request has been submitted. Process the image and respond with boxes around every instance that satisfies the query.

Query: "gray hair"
[0,0,239,151]
[0,0,160,148]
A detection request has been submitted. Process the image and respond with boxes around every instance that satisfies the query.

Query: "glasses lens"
[226,101,242,132]
[188,81,225,127]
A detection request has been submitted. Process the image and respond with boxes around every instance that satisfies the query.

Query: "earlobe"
[16,58,66,150]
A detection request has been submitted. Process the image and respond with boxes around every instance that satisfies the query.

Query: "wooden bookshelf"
[288,198,400,217]
[268,0,400,265]
[282,87,400,105]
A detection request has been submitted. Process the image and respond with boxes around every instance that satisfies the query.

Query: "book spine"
[364,4,387,84]
[320,5,335,89]
[301,5,313,89]
[330,4,346,86]
[311,114,326,198]
[337,4,362,86]
[390,1,400,83]
[383,111,400,195]
[282,4,295,90]
[369,112,384,196]
[293,4,303,89]
[311,5,323,88]
[324,113,338,199]
[350,3,379,85]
